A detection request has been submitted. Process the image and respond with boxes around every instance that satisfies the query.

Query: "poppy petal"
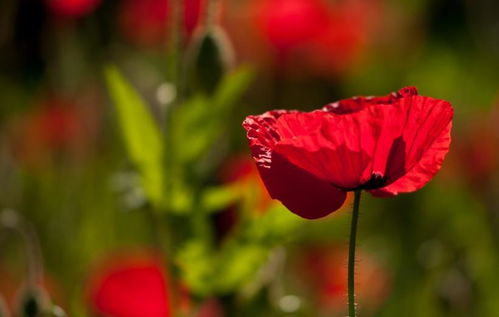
[258,150,347,219]
[369,99,453,197]
[243,110,346,218]
[322,86,418,114]
[272,111,381,189]
[270,89,452,194]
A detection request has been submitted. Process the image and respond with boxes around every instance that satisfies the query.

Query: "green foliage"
[164,66,253,214]
[244,205,304,245]
[215,244,268,293]
[175,239,215,295]
[176,237,270,296]
[201,184,241,213]
[172,67,253,165]
[104,66,165,208]
[176,203,303,296]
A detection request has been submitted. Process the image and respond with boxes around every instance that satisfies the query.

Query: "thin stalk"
[348,190,362,317]
[0,209,43,288]
[205,0,221,30]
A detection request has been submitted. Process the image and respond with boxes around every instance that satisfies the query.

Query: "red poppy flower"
[253,0,330,55]
[249,0,381,74]
[86,252,170,317]
[45,0,101,18]
[243,87,453,219]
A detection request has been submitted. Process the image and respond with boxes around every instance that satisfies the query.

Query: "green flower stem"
[348,190,362,317]
[206,0,221,29]
[0,209,43,287]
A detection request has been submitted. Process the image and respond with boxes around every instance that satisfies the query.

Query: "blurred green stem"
[205,0,221,29]
[0,209,43,288]
[166,0,183,109]
[348,190,361,317]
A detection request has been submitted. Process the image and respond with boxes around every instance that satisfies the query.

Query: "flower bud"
[16,287,48,317]
[189,27,234,93]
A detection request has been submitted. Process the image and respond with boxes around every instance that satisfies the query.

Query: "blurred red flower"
[119,0,205,47]
[28,104,81,150]
[45,0,101,18]
[254,0,330,56]
[454,100,499,189]
[243,87,453,219]
[212,156,274,241]
[196,298,224,317]
[86,252,171,317]
[298,245,390,314]
[9,96,99,167]
[220,155,273,213]
[250,0,381,74]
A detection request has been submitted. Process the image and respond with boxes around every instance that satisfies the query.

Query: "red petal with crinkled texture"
[369,96,453,196]
[271,91,452,192]
[322,86,418,114]
[243,111,346,219]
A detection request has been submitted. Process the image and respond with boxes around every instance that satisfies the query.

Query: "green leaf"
[214,66,253,109]
[171,95,214,163]
[201,184,241,213]
[214,244,268,293]
[172,67,254,164]
[104,65,164,208]
[245,204,304,244]
[176,239,215,296]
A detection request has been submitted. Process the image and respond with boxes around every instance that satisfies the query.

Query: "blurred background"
[0,0,498,316]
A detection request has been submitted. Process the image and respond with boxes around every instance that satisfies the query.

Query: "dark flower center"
[357,172,386,190]
[336,172,387,191]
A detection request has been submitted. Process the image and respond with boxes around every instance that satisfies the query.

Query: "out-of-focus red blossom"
[196,298,224,317]
[86,251,170,317]
[175,288,225,317]
[184,0,206,36]
[212,156,274,241]
[253,0,330,55]
[298,246,390,313]
[45,0,101,18]
[243,87,453,219]
[303,0,380,75]
[456,102,499,187]
[249,0,381,74]
[9,97,98,167]
[119,0,205,47]
[220,155,273,213]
